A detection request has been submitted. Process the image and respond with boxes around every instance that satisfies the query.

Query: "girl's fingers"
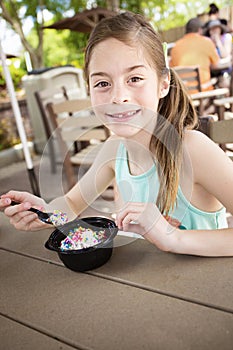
[121,213,139,229]
[4,202,32,217]
[10,211,46,231]
[10,210,37,224]
[116,202,166,235]
[1,190,43,208]
[117,203,144,222]
[5,203,42,231]
[117,205,146,231]
[1,191,47,231]
[1,190,28,202]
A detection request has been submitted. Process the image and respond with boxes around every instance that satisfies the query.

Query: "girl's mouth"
[105,109,141,121]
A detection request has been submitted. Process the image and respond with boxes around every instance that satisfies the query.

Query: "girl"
[1,12,233,256]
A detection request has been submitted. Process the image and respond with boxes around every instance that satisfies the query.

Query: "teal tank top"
[115,143,228,230]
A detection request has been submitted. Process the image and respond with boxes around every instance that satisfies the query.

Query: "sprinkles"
[60,226,106,250]
[49,210,68,226]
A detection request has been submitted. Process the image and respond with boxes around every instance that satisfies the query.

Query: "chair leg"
[48,138,57,174]
[218,105,225,121]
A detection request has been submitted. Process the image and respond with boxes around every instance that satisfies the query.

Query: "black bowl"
[45,216,118,272]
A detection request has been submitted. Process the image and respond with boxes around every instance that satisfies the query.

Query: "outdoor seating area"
[172,64,233,155]
[173,65,230,115]
[1,3,233,349]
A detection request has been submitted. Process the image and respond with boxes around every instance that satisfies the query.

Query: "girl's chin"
[105,123,143,137]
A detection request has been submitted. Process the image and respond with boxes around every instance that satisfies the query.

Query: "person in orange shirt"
[170,17,220,91]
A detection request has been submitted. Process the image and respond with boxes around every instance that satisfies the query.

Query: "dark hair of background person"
[185,17,203,34]
[208,3,228,26]
[208,3,219,15]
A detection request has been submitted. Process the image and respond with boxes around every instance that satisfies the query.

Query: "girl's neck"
[123,130,154,176]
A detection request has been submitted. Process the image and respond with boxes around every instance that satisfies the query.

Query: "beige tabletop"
[1,213,233,350]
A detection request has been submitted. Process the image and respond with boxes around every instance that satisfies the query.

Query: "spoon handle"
[10,201,52,224]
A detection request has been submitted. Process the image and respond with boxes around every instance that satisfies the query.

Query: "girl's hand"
[0,190,48,231]
[116,202,178,251]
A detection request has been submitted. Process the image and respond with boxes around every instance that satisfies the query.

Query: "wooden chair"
[173,66,202,94]
[173,66,229,116]
[46,99,110,191]
[213,96,233,120]
[34,86,69,173]
[207,118,233,157]
[212,69,233,120]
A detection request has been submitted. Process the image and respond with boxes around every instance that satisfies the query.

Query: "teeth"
[111,110,138,118]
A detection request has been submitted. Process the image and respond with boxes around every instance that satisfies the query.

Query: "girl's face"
[88,38,169,139]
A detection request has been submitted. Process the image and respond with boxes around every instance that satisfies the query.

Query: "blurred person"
[170,17,220,91]
[206,3,229,28]
[204,19,232,87]
[204,19,232,60]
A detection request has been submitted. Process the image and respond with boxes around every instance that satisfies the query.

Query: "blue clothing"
[115,143,228,230]
[216,34,232,75]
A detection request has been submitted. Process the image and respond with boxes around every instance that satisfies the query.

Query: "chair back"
[207,118,233,159]
[34,86,70,173]
[46,98,109,141]
[174,66,229,116]
[46,99,109,190]
[208,119,233,144]
[173,66,202,94]
[35,86,69,141]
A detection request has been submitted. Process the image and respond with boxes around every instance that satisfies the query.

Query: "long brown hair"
[84,11,198,215]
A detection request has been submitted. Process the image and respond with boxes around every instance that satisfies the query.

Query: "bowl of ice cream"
[45,216,118,272]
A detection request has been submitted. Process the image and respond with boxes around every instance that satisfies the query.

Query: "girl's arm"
[1,137,117,231]
[173,130,233,256]
[116,201,233,256]
[117,131,233,256]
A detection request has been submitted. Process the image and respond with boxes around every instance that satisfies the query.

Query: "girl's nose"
[112,97,129,104]
[111,86,130,104]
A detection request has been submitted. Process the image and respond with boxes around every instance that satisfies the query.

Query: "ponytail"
[150,69,198,215]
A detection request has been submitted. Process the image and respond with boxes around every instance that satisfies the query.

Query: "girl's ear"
[159,74,170,98]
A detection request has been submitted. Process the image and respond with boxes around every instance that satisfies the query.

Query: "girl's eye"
[94,81,110,88]
[129,76,143,83]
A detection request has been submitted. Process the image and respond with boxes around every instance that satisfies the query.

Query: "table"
[1,213,233,350]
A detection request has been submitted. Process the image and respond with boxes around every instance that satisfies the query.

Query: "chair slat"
[208,119,233,144]
[46,99,110,191]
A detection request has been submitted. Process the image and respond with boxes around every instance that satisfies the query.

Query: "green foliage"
[140,0,233,30]
[0,117,20,151]
[120,0,143,13]
[2,1,233,64]
[42,28,86,68]
[1,0,233,80]
[0,61,26,94]
[8,64,26,89]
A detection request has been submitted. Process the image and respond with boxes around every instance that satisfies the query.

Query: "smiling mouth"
[105,109,141,120]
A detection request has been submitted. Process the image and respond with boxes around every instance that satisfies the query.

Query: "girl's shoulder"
[183,129,218,159]
[184,129,209,146]
[183,129,232,168]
